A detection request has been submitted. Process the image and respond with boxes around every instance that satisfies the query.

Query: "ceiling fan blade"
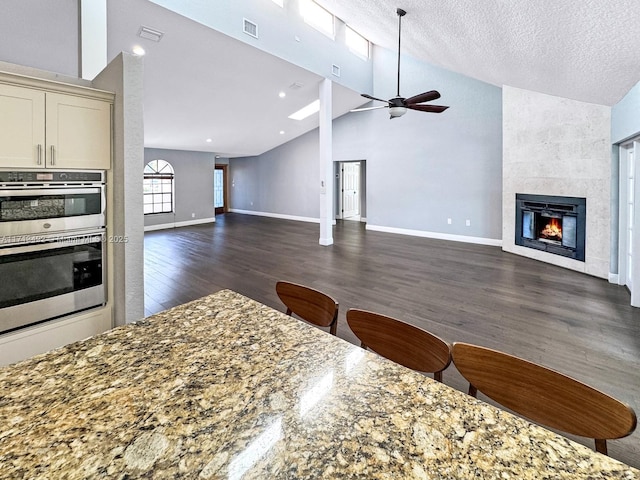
[407,104,450,113]
[361,93,390,104]
[350,105,389,112]
[405,90,441,105]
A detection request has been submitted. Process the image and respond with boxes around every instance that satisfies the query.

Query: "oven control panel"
[0,171,104,184]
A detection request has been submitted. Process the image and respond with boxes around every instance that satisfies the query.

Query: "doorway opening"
[619,140,638,292]
[337,160,366,222]
[214,165,228,215]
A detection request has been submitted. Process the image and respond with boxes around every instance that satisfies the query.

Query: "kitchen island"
[0,289,638,479]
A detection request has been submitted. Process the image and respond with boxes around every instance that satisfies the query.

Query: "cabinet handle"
[37,144,42,165]
[50,145,55,166]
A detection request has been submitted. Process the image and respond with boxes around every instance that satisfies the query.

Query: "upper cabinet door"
[0,84,46,168]
[45,93,111,170]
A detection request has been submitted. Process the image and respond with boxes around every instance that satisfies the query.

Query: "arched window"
[143,159,174,214]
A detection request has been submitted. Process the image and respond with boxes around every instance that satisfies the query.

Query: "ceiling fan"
[351,8,449,119]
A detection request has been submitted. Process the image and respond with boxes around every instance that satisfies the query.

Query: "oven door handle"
[0,188,101,196]
[0,234,104,256]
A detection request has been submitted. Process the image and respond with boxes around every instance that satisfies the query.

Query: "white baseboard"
[608,273,620,284]
[144,217,216,232]
[229,211,499,246]
[229,209,320,224]
[366,224,503,247]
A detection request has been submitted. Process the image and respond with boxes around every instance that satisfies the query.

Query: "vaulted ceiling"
[106,0,640,157]
[107,0,366,158]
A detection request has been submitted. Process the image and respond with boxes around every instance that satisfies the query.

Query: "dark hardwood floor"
[144,213,640,468]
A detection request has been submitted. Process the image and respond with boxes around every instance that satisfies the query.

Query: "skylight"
[300,0,334,39]
[346,26,369,59]
[288,99,320,120]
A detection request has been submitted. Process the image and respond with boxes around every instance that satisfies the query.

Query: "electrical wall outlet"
[191,213,195,218]
[447,218,452,225]
[466,219,471,226]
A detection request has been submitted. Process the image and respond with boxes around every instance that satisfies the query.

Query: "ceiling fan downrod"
[349,6,449,118]
[396,8,406,98]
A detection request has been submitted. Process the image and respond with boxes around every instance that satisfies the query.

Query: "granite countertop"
[0,289,638,479]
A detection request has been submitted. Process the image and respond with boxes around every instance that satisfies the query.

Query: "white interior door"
[342,162,360,219]
[627,147,635,288]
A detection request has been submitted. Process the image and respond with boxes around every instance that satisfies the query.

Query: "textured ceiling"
[316,0,640,106]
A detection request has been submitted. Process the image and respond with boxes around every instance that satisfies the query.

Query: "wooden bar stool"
[346,309,451,382]
[276,281,339,335]
[451,342,637,455]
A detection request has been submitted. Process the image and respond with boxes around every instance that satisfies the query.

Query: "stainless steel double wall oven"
[0,170,106,334]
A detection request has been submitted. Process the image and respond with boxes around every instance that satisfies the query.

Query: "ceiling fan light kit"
[389,106,407,117]
[351,7,449,119]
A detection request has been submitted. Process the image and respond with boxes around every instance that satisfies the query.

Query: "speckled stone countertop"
[0,290,638,479]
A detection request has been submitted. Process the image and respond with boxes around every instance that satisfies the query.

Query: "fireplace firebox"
[515,194,586,261]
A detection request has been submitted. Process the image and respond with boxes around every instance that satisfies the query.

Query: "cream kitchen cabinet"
[0,78,112,170]
[45,93,111,169]
[0,83,45,168]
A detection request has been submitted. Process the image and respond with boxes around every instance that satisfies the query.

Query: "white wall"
[502,86,612,278]
[612,80,640,144]
[149,0,372,95]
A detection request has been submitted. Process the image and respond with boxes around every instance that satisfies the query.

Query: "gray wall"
[612,80,640,144]
[231,46,503,240]
[144,148,216,227]
[231,129,320,219]
[0,0,79,77]
[361,47,502,238]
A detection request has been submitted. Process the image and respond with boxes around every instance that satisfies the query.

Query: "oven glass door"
[0,188,105,240]
[0,235,105,334]
[0,188,103,221]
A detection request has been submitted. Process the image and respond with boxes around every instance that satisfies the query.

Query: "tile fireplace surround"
[502,86,611,279]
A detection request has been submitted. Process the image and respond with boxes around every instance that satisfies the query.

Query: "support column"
[93,53,145,325]
[319,78,334,246]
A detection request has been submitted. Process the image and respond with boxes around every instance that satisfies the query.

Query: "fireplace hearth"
[515,194,586,261]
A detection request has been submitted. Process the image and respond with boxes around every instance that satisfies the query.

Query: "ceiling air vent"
[243,18,258,38]
[289,82,304,90]
[332,64,341,77]
[138,26,164,42]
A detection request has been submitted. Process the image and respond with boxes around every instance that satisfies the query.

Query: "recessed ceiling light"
[279,91,286,98]
[280,130,285,134]
[132,45,146,56]
[288,99,320,121]
[206,138,212,143]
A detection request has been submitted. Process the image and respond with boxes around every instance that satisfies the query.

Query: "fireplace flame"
[541,218,562,240]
